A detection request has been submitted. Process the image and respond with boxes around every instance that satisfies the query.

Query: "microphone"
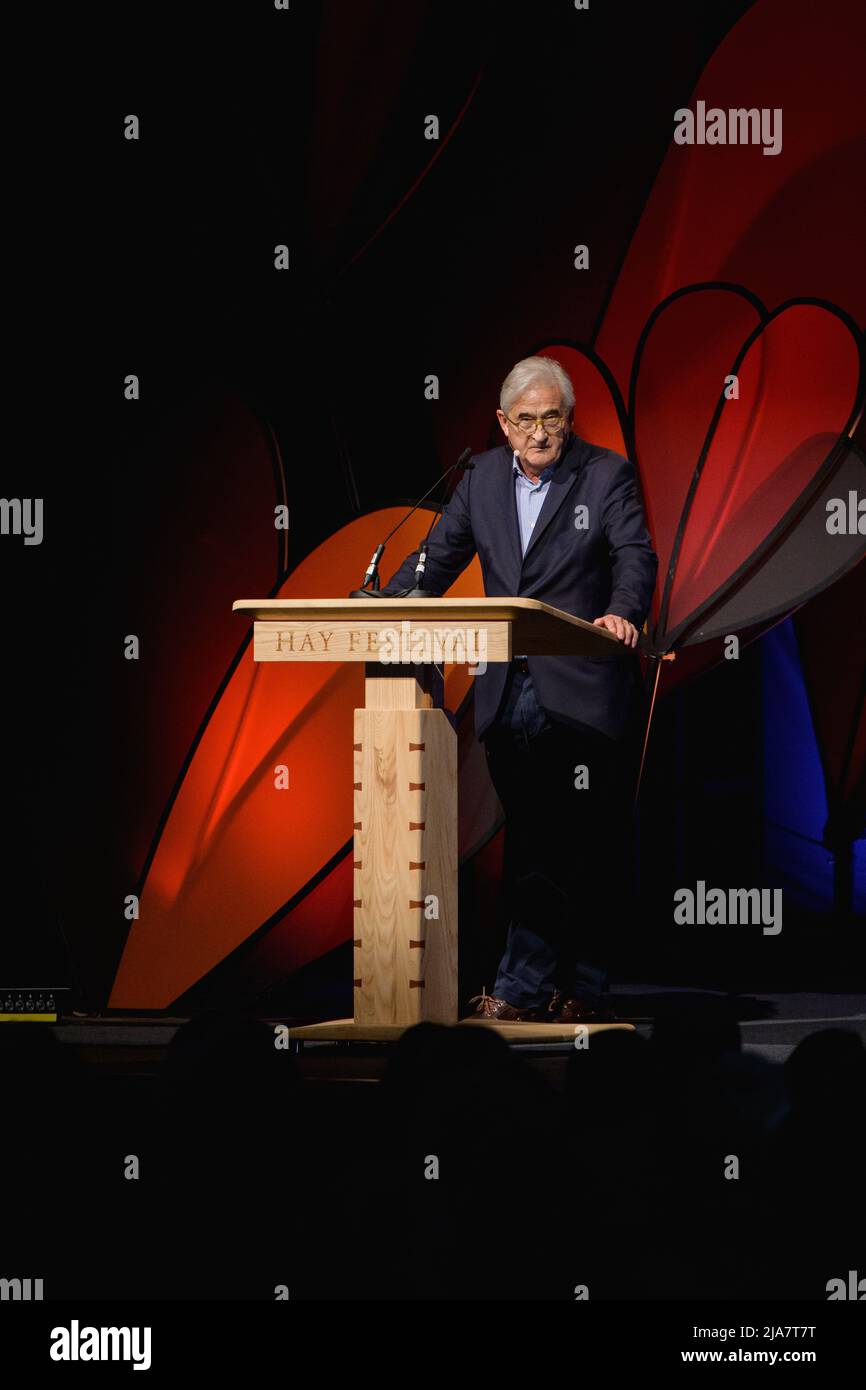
[348,447,474,598]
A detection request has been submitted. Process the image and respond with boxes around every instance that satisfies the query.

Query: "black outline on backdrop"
[586,0,763,350]
[536,287,865,654]
[651,294,865,648]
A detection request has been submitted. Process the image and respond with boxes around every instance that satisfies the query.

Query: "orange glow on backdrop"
[110,510,485,1008]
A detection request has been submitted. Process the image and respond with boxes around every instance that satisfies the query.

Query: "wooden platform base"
[288,1017,635,1044]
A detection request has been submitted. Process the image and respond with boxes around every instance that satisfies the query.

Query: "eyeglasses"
[505,412,567,435]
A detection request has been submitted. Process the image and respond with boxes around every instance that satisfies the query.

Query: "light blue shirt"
[512,450,557,556]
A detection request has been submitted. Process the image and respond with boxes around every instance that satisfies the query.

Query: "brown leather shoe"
[547,990,618,1023]
[466,989,548,1022]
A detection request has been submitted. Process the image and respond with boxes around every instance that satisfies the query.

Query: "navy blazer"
[381,433,659,742]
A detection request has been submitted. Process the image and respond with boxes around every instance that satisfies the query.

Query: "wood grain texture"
[363,662,441,709]
[353,704,457,1025]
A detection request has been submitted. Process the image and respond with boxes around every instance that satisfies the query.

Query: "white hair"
[499,355,575,416]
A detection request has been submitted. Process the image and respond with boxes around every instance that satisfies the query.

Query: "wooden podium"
[232,597,631,1041]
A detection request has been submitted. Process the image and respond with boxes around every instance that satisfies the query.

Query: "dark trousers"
[482,665,633,1008]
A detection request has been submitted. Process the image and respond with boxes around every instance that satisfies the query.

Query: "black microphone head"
[457,447,473,469]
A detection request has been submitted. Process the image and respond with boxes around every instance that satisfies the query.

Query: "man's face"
[496,383,572,477]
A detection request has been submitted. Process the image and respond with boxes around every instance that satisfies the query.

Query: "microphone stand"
[348,448,473,598]
[399,495,449,597]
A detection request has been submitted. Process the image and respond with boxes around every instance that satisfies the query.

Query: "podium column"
[353,663,457,1024]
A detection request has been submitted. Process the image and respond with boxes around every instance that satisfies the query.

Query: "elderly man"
[381,356,658,1022]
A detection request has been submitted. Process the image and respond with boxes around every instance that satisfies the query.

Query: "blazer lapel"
[521,433,588,566]
[492,444,524,584]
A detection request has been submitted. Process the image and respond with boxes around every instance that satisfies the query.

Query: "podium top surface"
[232,596,625,657]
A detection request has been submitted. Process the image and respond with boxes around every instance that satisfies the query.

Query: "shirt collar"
[512,449,558,486]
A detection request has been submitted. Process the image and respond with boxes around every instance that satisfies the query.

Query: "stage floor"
[39,988,866,1082]
[286,1017,634,1043]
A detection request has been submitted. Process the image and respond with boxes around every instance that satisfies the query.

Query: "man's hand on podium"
[593,613,639,648]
